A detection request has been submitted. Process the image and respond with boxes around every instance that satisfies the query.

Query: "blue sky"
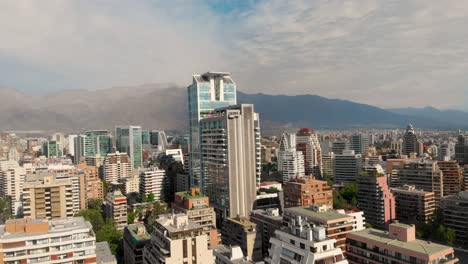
[1,0,468,109]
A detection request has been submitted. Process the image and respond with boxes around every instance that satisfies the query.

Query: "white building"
[103,152,132,184]
[165,149,184,164]
[280,150,305,182]
[139,167,166,201]
[0,160,26,215]
[266,217,348,264]
[296,128,323,177]
[122,173,140,194]
[143,213,214,264]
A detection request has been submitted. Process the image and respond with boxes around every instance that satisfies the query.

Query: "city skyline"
[1,1,468,109]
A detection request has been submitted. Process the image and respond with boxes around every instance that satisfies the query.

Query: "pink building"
[347,222,459,264]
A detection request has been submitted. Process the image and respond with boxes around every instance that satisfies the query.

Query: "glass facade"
[84,130,113,157]
[116,126,143,169]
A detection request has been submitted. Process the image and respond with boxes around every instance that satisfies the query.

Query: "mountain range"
[0,84,466,133]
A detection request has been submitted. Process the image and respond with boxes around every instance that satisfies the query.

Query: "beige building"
[22,174,75,220]
[221,216,262,262]
[143,213,213,264]
[77,163,104,201]
[392,185,436,224]
[104,190,128,231]
[103,151,132,184]
[0,160,26,215]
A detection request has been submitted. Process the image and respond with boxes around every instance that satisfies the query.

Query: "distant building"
[221,216,262,262]
[350,134,369,154]
[84,130,113,158]
[116,125,143,169]
[334,150,362,183]
[402,124,422,156]
[321,152,335,178]
[283,177,333,208]
[188,72,237,187]
[347,223,459,264]
[0,160,26,215]
[143,213,214,264]
[42,140,63,157]
[357,174,396,229]
[438,160,463,196]
[455,134,468,165]
[150,130,168,151]
[172,187,219,247]
[250,208,283,258]
[266,215,348,264]
[296,128,322,177]
[440,191,468,248]
[0,217,97,264]
[331,140,349,155]
[392,185,435,224]
[279,149,305,182]
[123,224,151,264]
[103,151,132,184]
[104,190,127,230]
[165,149,184,164]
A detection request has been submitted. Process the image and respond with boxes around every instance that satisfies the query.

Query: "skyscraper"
[402,124,421,156]
[455,134,468,165]
[187,72,237,187]
[200,104,259,220]
[296,128,322,177]
[42,140,63,158]
[84,130,113,157]
[334,150,362,183]
[150,130,168,151]
[116,126,143,169]
[350,134,369,154]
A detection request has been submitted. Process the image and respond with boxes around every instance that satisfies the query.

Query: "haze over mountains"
[0,84,466,133]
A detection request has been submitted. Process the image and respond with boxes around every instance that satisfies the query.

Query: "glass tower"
[187,72,237,187]
[115,126,143,169]
[84,130,113,157]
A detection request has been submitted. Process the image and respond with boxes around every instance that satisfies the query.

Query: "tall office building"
[187,72,237,187]
[141,130,150,145]
[296,128,322,177]
[116,126,143,169]
[150,130,168,151]
[331,140,349,155]
[455,134,468,165]
[84,130,113,157]
[67,134,77,156]
[334,150,362,183]
[402,124,422,156]
[350,134,369,154]
[357,174,396,229]
[42,140,63,158]
[74,134,87,164]
[200,104,259,220]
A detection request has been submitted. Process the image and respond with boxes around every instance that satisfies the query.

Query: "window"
[300,243,305,249]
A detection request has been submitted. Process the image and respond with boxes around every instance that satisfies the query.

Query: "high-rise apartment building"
[139,167,166,201]
[104,190,128,231]
[278,133,296,171]
[391,185,435,224]
[357,174,396,229]
[123,224,151,264]
[188,72,237,187]
[266,217,348,264]
[103,151,132,183]
[347,223,458,264]
[172,187,219,247]
[350,134,369,154]
[438,160,463,196]
[22,174,75,220]
[0,217,97,264]
[334,150,362,183]
[391,159,444,204]
[116,126,143,169]
[74,134,87,164]
[402,124,422,156]
[143,213,214,264]
[455,134,468,165]
[321,152,335,178]
[221,216,263,262]
[0,160,26,215]
[77,163,104,202]
[200,104,259,219]
[440,191,468,248]
[279,150,305,182]
[296,128,322,177]
[283,177,333,208]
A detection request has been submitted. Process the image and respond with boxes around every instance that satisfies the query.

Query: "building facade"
[221,216,262,262]
[123,224,151,264]
[104,190,128,231]
[283,177,333,208]
[296,128,322,177]
[440,191,468,248]
[334,150,362,183]
[116,126,143,169]
[391,185,435,224]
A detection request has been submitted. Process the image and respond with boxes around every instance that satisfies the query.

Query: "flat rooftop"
[126,224,150,242]
[348,228,454,256]
[285,206,352,223]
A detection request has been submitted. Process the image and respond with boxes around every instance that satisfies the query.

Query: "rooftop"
[126,224,150,242]
[285,206,352,223]
[96,241,117,264]
[348,228,454,256]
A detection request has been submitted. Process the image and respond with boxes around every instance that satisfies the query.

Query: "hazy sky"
[1,0,468,109]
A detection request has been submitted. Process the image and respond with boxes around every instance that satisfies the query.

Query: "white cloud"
[1,0,468,108]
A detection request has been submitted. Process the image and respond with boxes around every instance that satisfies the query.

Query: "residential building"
[0,160,26,215]
[116,125,143,169]
[172,187,219,247]
[123,224,151,264]
[334,150,362,183]
[278,133,297,172]
[250,208,283,258]
[347,223,459,264]
[0,217,97,264]
[392,159,444,204]
[165,149,184,164]
[221,216,262,262]
[213,245,253,264]
[391,185,435,224]
[188,72,237,187]
[139,167,166,201]
[143,213,214,264]
[321,152,335,178]
[77,163,104,202]
[200,104,259,219]
[104,190,127,231]
[96,241,117,264]
[357,174,396,229]
[266,216,348,264]
[438,160,463,196]
[22,174,74,220]
[350,134,369,154]
[440,191,468,248]
[103,151,132,184]
[279,149,305,182]
[283,177,333,208]
[402,124,422,156]
[122,173,140,194]
[283,205,354,251]
[296,128,322,177]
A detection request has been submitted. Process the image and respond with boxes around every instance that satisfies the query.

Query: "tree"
[445,228,456,246]
[340,183,358,205]
[87,199,103,211]
[128,212,137,224]
[147,193,155,203]
[77,209,105,231]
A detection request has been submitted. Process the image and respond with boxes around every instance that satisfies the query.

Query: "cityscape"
[2,1,468,264]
